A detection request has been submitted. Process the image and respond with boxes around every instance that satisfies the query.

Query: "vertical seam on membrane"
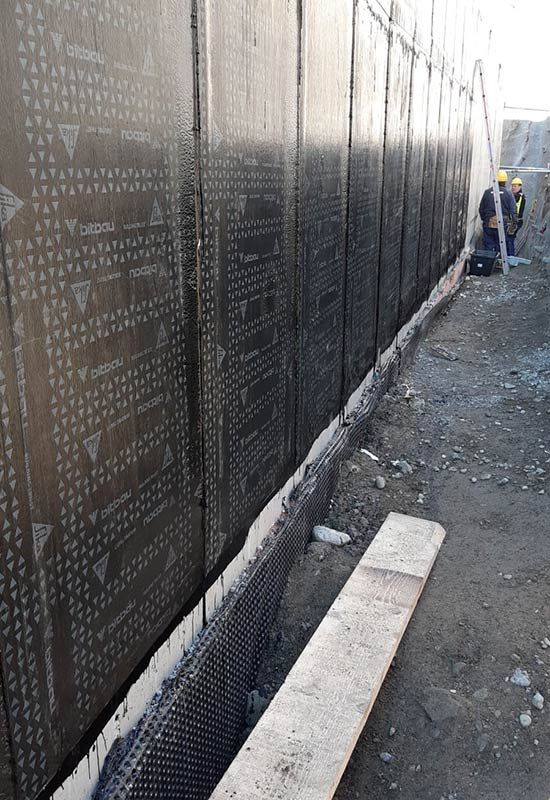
[190,0,209,624]
[0,228,19,800]
[438,70,454,280]
[397,37,417,327]
[427,65,444,291]
[293,0,303,468]
[392,31,413,334]
[339,0,358,409]
[412,53,431,309]
[373,16,392,364]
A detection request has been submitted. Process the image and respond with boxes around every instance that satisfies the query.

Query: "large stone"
[510,668,530,687]
[311,525,351,546]
[246,690,268,727]
[421,688,466,723]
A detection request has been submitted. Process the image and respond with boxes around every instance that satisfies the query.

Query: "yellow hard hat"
[497,169,508,183]
[511,177,523,186]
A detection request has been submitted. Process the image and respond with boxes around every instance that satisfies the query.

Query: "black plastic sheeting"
[0,0,476,797]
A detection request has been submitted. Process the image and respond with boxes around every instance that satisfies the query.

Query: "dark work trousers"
[483,226,499,251]
[483,226,515,257]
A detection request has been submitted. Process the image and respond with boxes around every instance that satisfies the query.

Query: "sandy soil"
[253,261,550,800]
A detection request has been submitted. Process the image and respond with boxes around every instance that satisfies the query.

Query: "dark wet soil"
[254,261,550,800]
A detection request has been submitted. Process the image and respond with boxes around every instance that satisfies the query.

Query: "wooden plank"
[210,512,445,800]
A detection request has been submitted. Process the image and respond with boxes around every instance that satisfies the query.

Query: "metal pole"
[500,166,550,174]
[476,60,509,275]
[504,104,550,113]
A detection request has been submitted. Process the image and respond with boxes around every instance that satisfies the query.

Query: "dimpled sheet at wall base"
[197,0,299,575]
[0,2,202,796]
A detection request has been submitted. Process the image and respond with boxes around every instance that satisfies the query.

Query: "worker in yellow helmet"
[478,169,517,254]
[507,177,526,256]
[510,176,526,229]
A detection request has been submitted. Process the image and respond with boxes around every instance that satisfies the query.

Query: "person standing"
[478,169,517,255]
[511,176,526,230]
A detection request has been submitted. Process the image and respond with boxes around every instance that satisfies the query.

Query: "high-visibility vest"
[515,193,524,218]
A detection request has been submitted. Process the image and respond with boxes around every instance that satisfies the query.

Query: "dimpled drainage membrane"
[94,353,401,800]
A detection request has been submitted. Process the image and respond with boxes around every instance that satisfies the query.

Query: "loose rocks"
[375,475,386,489]
[311,526,351,546]
[510,668,531,687]
[532,692,545,710]
[477,733,490,753]
[421,688,466,723]
[519,713,532,728]
[246,690,268,727]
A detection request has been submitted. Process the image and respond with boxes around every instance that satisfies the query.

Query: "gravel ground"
[252,261,550,800]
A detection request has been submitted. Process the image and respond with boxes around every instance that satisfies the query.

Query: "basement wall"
[0,1,503,798]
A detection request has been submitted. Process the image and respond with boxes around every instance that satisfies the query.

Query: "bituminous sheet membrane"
[0,2,202,797]
[0,0,477,797]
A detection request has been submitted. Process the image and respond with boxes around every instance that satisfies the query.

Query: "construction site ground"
[254,260,550,800]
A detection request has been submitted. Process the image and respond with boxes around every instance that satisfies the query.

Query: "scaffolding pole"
[500,166,550,174]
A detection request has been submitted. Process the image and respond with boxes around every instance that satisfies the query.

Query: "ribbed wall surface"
[0,1,502,798]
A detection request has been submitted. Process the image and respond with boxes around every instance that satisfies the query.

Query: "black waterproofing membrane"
[343,2,388,397]
[377,25,413,354]
[0,2,202,797]
[399,45,430,328]
[93,350,402,800]
[430,71,452,290]
[0,0,475,797]
[196,0,299,573]
[296,0,354,459]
